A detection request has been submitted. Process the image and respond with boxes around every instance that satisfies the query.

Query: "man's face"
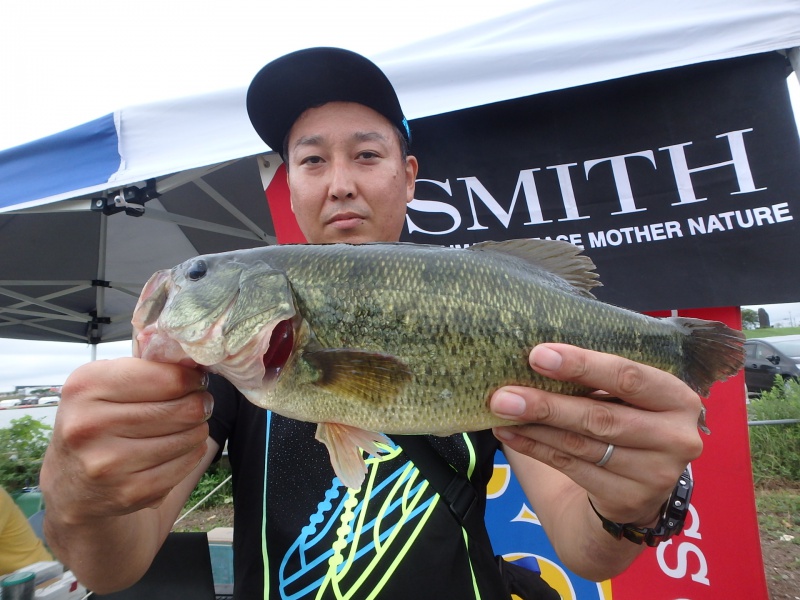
[285,102,418,244]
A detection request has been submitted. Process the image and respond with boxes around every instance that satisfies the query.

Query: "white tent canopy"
[3,0,799,213]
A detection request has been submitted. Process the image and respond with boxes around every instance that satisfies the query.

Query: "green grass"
[749,377,800,572]
[748,379,800,485]
[184,461,232,510]
[756,488,800,553]
[745,327,800,338]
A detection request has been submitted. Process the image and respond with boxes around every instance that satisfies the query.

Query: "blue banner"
[0,113,120,208]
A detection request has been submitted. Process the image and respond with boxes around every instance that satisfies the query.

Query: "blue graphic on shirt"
[277,444,442,600]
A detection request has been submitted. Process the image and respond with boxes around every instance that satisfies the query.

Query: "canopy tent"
[4,0,800,213]
[1,0,799,346]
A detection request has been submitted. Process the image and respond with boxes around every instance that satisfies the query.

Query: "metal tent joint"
[91,179,160,217]
[87,311,112,345]
[89,314,111,326]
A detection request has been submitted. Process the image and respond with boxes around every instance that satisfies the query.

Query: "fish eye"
[187,259,208,281]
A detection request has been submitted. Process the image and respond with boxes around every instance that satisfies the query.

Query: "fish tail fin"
[670,317,745,397]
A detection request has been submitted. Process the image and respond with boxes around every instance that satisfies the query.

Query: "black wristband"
[588,468,693,547]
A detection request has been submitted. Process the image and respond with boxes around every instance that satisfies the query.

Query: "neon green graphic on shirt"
[314,451,440,599]
[265,432,482,599]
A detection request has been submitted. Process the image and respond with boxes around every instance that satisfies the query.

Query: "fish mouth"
[262,319,294,383]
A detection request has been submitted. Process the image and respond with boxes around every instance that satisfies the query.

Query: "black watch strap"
[589,468,693,547]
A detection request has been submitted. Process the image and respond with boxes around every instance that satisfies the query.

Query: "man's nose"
[328,162,356,200]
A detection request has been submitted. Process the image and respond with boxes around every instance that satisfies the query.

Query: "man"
[40,48,703,598]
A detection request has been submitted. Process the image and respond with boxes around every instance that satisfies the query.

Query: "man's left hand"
[490,343,704,527]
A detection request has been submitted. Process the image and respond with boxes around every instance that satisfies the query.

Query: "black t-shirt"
[207,375,508,599]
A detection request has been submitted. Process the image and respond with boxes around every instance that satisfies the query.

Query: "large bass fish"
[132,239,744,488]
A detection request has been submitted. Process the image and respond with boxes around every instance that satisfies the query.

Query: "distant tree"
[741,308,759,330]
[758,308,771,328]
[0,415,52,493]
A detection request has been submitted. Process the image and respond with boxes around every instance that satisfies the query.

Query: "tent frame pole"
[91,213,109,360]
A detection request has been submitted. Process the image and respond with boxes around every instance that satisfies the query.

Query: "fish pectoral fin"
[315,423,391,489]
[303,349,412,404]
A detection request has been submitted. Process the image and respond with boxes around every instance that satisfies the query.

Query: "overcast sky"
[0,0,540,151]
[1,1,799,392]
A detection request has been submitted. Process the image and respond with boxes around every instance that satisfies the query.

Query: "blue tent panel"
[0,113,120,209]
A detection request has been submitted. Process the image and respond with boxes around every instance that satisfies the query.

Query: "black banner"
[402,52,800,312]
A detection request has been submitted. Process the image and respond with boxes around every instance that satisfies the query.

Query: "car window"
[770,340,800,357]
[754,343,774,359]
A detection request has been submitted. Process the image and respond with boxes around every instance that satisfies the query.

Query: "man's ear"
[405,155,419,204]
[285,165,296,214]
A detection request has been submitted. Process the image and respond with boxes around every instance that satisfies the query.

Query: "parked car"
[744,335,800,394]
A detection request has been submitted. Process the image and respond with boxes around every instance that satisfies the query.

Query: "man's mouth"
[327,213,365,229]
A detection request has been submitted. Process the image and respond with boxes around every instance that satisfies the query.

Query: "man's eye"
[358,151,379,160]
[300,155,323,165]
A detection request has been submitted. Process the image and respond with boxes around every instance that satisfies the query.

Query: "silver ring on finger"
[595,443,615,467]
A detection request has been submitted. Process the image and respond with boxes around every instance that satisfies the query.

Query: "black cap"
[246,47,410,159]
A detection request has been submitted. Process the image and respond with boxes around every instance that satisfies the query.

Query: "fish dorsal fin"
[469,239,602,297]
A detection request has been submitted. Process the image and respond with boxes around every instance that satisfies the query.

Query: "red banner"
[610,307,766,599]
[481,308,766,600]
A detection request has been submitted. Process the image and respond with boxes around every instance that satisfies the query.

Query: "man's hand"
[491,343,703,549]
[39,357,214,591]
[42,357,211,520]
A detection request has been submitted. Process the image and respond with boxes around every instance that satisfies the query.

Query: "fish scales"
[248,243,694,435]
